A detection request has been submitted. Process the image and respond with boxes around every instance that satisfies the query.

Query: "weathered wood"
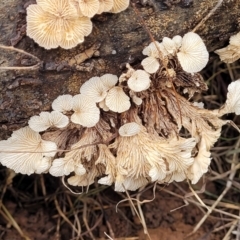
[0,0,239,139]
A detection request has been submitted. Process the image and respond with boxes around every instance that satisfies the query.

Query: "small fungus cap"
[71,94,100,127]
[27,4,61,49]
[60,16,92,49]
[222,79,240,115]
[105,86,131,113]
[80,77,108,103]
[215,46,240,64]
[98,0,114,14]
[177,32,209,73]
[0,127,57,175]
[78,0,100,18]
[229,32,240,47]
[187,138,211,184]
[172,35,182,49]
[141,56,160,74]
[131,95,142,106]
[26,0,92,49]
[111,0,129,13]
[119,122,141,137]
[52,94,73,113]
[127,70,151,92]
[100,74,118,89]
[162,37,177,54]
[142,41,168,58]
[29,111,69,132]
[99,99,110,111]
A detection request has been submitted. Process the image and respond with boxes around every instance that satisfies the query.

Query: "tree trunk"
[0,0,239,139]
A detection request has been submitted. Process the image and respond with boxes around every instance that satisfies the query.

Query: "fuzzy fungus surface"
[1,32,240,192]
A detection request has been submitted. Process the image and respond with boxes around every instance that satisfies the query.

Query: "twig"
[0,44,41,70]
[0,133,118,154]
[222,219,238,240]
[54,196,79,234]
[188,137,240,236]
[0,202,31,240]
[62,176,84,195]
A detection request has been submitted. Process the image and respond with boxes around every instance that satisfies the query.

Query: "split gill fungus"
[26,0,130,49]
[1,32,240,192]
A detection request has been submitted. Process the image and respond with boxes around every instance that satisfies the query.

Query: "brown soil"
[0,173,224,240]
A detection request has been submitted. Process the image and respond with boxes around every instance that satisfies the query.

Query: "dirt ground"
[0,172,225,240]
[1,0,240,239]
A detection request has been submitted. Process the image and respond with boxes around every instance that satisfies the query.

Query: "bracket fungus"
[1,33,240,192]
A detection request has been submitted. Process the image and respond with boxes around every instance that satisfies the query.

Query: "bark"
[0,0,239,139]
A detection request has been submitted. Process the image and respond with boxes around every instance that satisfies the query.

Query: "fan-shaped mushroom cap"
[29,111,69,132]
[131,95,142,106]
[177,32,209,73]
[141,56,160,74]
[127,70,151,92]
[80,77,108,103]
[60,16,92,49]
[119,122,141,137]
[100,74,118,89]
[111,0,129,13]
[142,41,168,58]
[115,175,148,192]
[28,112,51,132]
[98,175,113,185]
[0,127,57,175]
[217,79,240,115]
[27,4,61,49]
[50,111,69,128]
[105,86,131,113]
[98,0,114,14]
[49,158,86,176]
[36,0,74,15]
[187,138,211,184]
[78,0,99,17]
[99,99,110,111]
[215,46,240,64]
[230,32,240,47]
[225,80,240,115]
[149,167,167,182]
[71,94,100,127]
[52,94,73,113]
[26,0,92,49]
[172,35,182,49]
[68,172,95,186]
[162,37,177,54]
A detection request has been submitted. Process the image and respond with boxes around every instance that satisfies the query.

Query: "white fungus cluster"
[26,0,129,49]
[1,32,240,192]
[215,32,240,63]
[141,32,209,74]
